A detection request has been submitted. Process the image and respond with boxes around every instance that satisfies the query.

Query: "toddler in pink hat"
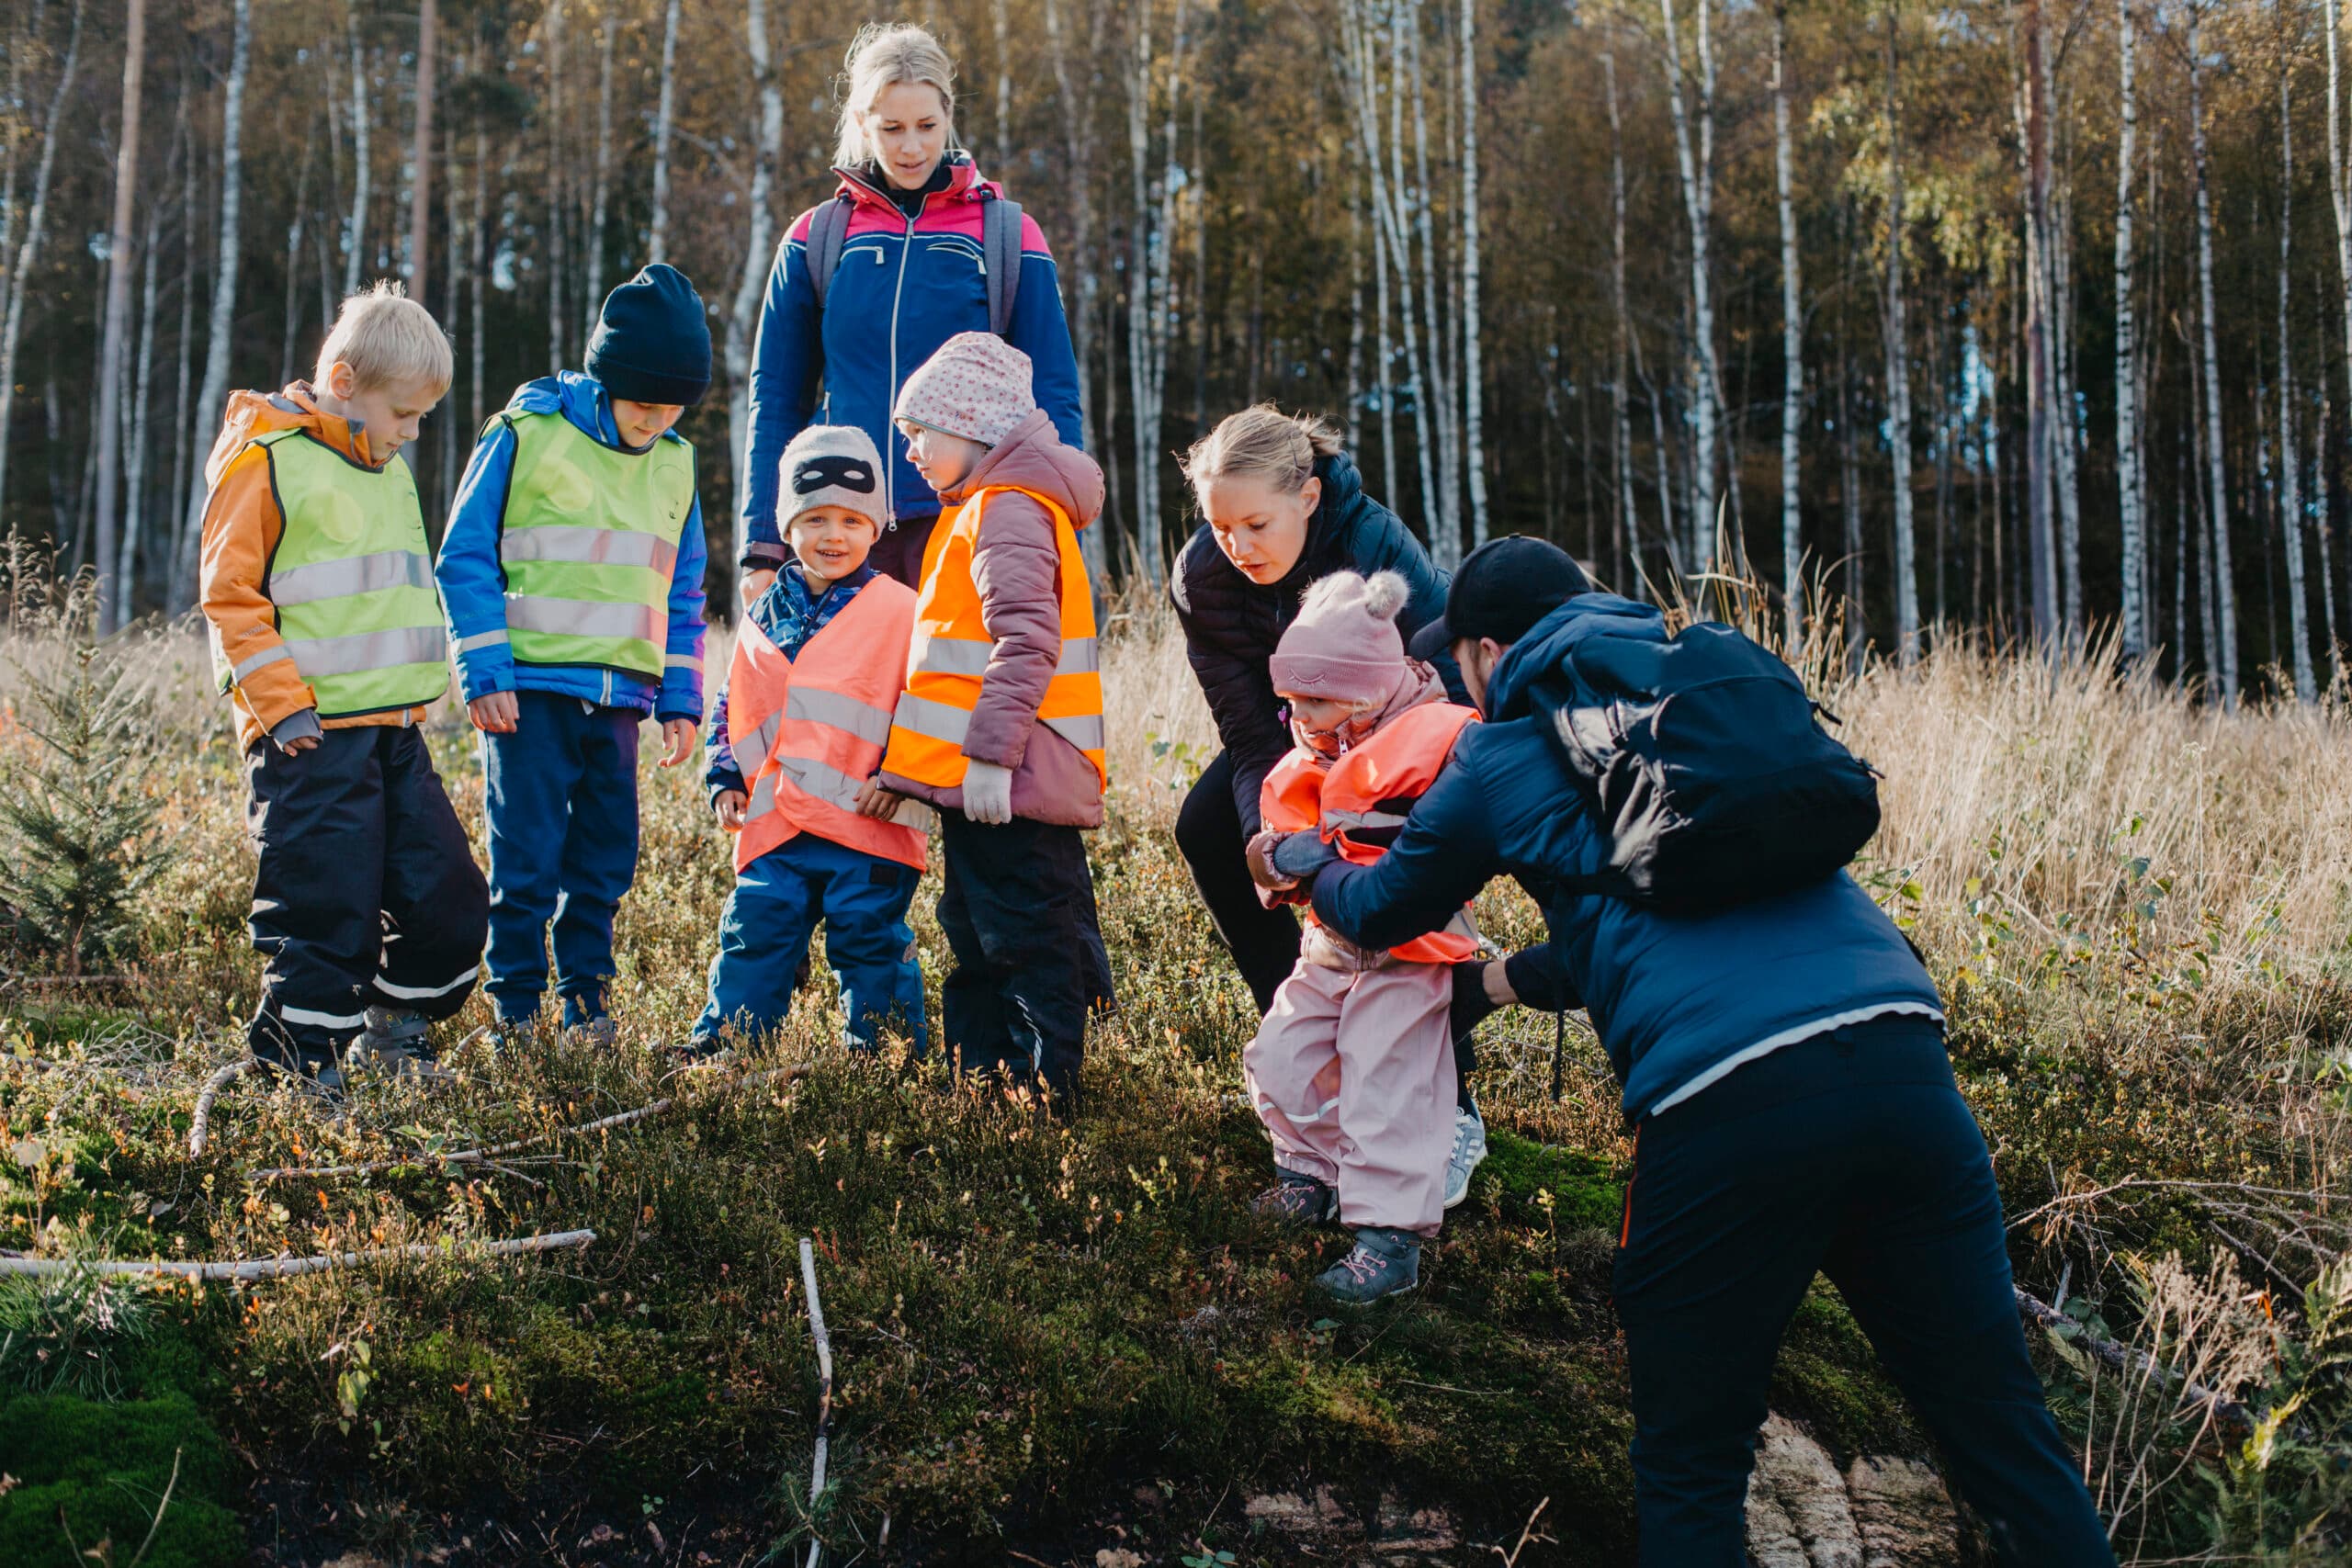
[1242,570,1486,1305]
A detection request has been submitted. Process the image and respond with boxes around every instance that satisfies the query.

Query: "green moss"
[1476,1126,1624,1232]
[1768,1281,1921,1458]
[0,1391,242,1568]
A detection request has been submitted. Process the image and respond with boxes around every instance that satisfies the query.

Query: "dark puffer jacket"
[1170,451,1450,833]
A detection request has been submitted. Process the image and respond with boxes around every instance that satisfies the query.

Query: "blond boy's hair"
[314,280,453,393]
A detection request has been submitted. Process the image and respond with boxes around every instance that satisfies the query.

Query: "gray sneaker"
[1317,1227,1421,1305]
[1443,1106,1488,1211]
[1251,1169,1340,1225]
[346,1006,457,1084]
[562,1015,618,1049]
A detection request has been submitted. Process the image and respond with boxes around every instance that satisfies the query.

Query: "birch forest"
[0,0,2346,696]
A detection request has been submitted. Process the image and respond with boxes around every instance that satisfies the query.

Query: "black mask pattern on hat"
[794,455,876,494]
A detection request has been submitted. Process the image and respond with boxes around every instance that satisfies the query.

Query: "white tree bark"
[993,0,1013,170]
[724,0,784,565]
[2114,0,2145,659]
[2020,0,2060,648]
[1125,0,1188,585]
[1459,0,1487,548]
[94,0,145,632]
[2189,6,2238,703]
[174,0,252,610]
[411,0,435,299]
[649,0,681,266]
[1655,0,1724,575]
[1773,3,1804,644]
[1404,3,1459,562]
[584,6,616,330]
[122,141,166,623]
[1881,8,1918,662]
[545,0,568,373]
[2052,114,2083,640]
[1044,0,1107,580]
[343,11,370,296]
[0,0,84,526]
[2278,48,2315,702]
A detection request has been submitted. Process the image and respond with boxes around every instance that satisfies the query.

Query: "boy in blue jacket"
[435,265,711,1041]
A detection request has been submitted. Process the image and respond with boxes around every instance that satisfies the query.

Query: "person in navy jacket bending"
[1295,536,2116,1567]
[737,23,1083,595]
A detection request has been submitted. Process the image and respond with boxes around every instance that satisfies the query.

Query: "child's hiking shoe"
[560,993,616,1048]
[1317,1227,1421,1305]
[661,1037,734,1073]
[1252,1170,1340,1226]
[345,1007,458,1085]
[1443,1105,1488,1211]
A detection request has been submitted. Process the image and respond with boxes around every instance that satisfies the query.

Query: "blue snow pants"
[692,832,924,1048]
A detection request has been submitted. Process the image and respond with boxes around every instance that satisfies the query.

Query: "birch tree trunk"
[993,0,1013,170]
[2321,390,2343,686]
[411,0,435,299]
[1655,0,1724,574]
[2020,0,2060,648]
[584,6,616,329]
[121,146,165,622]
[0,0,84,525]
[94,0,145,632]
[649,0,682,265]
[438,76,461,520]
[1371,151,1396,505]
[1044,0,1107,580]
[280,133,316,387]
[1607,49,1638,593]
[1125,0,1188,586]
[170,97,195,547]
[724,0,784,572]
[1838,197,1865,668]
[174,0,252,610]
[2115,0,2145,658]
[545,0,568,373]
[2278,48,2315,702]
[2189,6,2238,703]
[1773,2,1804,645]
[1882,8,1918,662]
[1458,0,1487,548]
[344,12,369,295]
[2052,112,2083,639]
[1405,0,1459,558]
[0,0,38,298]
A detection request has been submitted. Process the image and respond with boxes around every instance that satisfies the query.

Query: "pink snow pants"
[1243,951,1458,1237]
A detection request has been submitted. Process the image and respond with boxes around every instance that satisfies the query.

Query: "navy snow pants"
[693,832,924,1048]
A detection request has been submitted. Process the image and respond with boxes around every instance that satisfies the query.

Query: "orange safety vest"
[728,575,931,874]
[1261,701,1481,964]
[880,485,1108,793]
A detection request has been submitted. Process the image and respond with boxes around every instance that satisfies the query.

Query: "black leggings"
[1177,750,1479,1112]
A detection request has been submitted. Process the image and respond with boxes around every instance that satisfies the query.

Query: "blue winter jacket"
[1309,594,1945,1122]
[738,155,1083,567]
[438,372,708,722]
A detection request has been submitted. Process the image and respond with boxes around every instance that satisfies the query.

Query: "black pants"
[936,813,1110,1109]
[1614,1016,2114,1566]
[1177,751,1480,1108]
[243,726,489,1069]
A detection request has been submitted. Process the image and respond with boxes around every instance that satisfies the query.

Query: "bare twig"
[126,1445,182,1568]
[187,1060,250,1156]
[2015,1285,2253,1431]
[1489,1497,1550,1565]
[801,1234,833,1568]
[0,1227,595,1280]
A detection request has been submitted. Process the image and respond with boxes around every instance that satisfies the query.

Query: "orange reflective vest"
[1261,701,1481,964]
[727,576,931,874]
[880,485,1108,792]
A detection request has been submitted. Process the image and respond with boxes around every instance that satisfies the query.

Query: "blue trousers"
[694,832,924,1047]
[481,692,641,1027]
[1614,1016,2114,1566]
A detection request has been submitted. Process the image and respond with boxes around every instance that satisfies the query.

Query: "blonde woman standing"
[738,24,1084,592]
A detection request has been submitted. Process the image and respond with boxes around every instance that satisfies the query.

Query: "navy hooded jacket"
[1309,594,1944,1121]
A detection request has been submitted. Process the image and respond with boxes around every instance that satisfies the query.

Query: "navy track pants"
[693,832,923,1048]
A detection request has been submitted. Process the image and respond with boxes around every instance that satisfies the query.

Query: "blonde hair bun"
[1181,402,1344,497]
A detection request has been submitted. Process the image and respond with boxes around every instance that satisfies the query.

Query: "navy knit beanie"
[586,264,712,407]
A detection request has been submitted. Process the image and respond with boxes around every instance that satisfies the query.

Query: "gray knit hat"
[779,424,886,531]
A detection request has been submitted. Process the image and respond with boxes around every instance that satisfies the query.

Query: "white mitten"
[961,759,1015,825]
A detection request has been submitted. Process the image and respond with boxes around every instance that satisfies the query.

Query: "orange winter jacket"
[198,385,436,750]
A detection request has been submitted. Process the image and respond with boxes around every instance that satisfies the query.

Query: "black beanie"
[586,264,712,407]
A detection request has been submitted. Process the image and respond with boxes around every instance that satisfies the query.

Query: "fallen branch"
[801,1234,833,1568]
[187,1061,251,1156]
[251,1062,812,1183]
[2015,1285,2252,1432]
[0,969,135,986]
[0,1227,595,1280]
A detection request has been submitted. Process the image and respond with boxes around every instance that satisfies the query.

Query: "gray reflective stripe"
[1041,713,1106,753]
[741,711,782,768]
[270,549,433,606]
[503,594,663,644]
[744,772,778,818]
[502,524,678,574]
[1325,807,1410,831]
[786,684,894,747]
[665,653,702,672]
[281,1003,367,1031]
[282,625,448,678]
[912,633,1099,678]
[456,628,511,652]
[232,645,294,682]
[745,757,933,831]
[891,691,971,745]
[376,964,479,1000]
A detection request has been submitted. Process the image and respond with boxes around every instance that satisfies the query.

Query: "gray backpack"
[803,193,1024,337]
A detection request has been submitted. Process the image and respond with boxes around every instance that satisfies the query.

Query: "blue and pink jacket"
[739,154,1083,580]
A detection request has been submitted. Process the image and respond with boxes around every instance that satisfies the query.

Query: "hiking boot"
[1252,1169,1339,1226]
[662,1037,734,1073]
[563,1015,618,1049]
[1317,1227,1421,1305]
[1443,1105,1488,1211]
[345,1007,458,1085]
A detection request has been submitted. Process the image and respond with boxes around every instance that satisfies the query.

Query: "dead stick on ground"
[0,1227,595,1280]
[187,1061,251,1157]
[251,1062,812,1182]
[801,1235,833,1568]
[2015,1286,2251,1429]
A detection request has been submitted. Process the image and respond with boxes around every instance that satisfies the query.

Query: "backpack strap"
[982,197,1023,337]
[805,195,854,311]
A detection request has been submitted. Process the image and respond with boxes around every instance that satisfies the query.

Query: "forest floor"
[2,591,2350,1565]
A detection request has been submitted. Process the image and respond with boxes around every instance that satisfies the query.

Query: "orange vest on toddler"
[727,576,931,874]
[1261,700,1481,964]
